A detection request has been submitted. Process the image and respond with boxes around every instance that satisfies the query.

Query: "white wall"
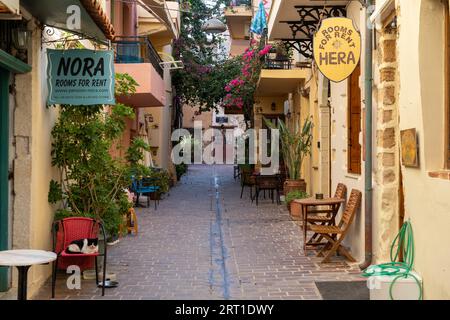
[397,0,450,299]
[329,1,368,262]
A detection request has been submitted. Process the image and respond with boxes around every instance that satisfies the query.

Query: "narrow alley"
[35,165,363,300]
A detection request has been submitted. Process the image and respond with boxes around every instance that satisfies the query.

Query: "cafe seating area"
[235,165,361,264]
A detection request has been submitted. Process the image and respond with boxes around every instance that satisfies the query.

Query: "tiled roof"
[80,0,115,40]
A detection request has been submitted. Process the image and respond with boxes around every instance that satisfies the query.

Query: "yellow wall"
[9,28,60,298]
[396,0,450,299]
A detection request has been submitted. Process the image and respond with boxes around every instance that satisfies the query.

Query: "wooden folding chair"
[310,189,361,263]
[307,183,347,245]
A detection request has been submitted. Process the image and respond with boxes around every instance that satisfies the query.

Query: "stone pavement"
[33,165,363,300]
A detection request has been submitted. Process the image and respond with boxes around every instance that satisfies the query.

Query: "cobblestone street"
[34,165,363,300]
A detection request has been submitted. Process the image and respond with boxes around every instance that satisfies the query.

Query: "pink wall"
[115,63,166,107]
[230,39,249,57]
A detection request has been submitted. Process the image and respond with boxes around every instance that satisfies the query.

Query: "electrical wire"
[362,220,423,300]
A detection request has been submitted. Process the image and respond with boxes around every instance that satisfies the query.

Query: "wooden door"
[348,64,362,175]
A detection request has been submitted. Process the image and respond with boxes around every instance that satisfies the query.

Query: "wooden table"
[0,250,57,300]
[294,197,345,254]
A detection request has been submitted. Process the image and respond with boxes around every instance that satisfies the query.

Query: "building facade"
[0,0,117,298]
[249,0,450,299]
[0,0,179,298]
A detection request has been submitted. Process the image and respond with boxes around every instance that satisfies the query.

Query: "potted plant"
[284,190,309,219]
[148,168,170,200]
[272,40,293,60]
[264,117,313,195]
[176,162,188,180]
[48,73,139,270]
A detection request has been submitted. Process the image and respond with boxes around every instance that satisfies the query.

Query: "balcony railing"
[228,0,251,7]
[112,36,164,78]
[264,56,292,70]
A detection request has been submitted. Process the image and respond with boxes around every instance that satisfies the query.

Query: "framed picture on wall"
[400,128,420,168]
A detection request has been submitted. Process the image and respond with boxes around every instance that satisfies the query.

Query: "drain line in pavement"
[208,168,231,299]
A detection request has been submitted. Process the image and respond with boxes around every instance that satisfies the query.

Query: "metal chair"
[51,217,107,298]
[131,176,161,209]
[240,168,255,201]
[254,174,281,205]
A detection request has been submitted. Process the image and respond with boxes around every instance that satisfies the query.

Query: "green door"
[0,67,9,291]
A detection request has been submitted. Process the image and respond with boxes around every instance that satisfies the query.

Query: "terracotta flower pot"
[290,201,302,219]
[284,179,306,195]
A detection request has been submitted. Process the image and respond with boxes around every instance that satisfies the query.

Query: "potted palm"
[264,117,313,195]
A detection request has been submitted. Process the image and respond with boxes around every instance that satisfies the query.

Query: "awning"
[138,0,177,38]
[0,49,31,73]
[0,0,21,19]
[21,0,114,41]
[369,0,395,29]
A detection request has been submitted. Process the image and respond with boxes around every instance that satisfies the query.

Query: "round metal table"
[0,249,57,300]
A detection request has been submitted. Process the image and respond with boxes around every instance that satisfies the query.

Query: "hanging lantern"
[201,18,227,34]
[12,27,32,51]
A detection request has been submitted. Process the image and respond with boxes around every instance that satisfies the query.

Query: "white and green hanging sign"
[47,49,115,105]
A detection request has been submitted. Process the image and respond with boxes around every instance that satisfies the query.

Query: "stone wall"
[374,27,401,263]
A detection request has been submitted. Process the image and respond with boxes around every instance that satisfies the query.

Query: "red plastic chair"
[51,217,107,298]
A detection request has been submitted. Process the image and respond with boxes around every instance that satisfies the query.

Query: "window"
[348,63,362,174]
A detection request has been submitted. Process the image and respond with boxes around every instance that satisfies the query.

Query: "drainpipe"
[360,0,374,270]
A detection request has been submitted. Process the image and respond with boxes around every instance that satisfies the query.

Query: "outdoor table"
[0,249,57,300]
[294,197,345,254]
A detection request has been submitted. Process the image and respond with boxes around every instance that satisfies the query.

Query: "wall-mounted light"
[271,102,276,111]
[12,27,31,62]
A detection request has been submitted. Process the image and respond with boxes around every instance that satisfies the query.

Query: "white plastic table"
[0,250,57,300]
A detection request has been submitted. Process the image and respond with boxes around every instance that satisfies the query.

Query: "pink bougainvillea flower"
[243,49,254,61]
[259,45,272,56]
[230,78,241,86]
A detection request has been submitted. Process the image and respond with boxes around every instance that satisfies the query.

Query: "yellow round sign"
[313,17,361,83]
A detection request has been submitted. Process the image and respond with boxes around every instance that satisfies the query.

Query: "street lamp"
[201,18,227,34]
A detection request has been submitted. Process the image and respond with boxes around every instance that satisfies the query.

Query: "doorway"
[261,114,285,170]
